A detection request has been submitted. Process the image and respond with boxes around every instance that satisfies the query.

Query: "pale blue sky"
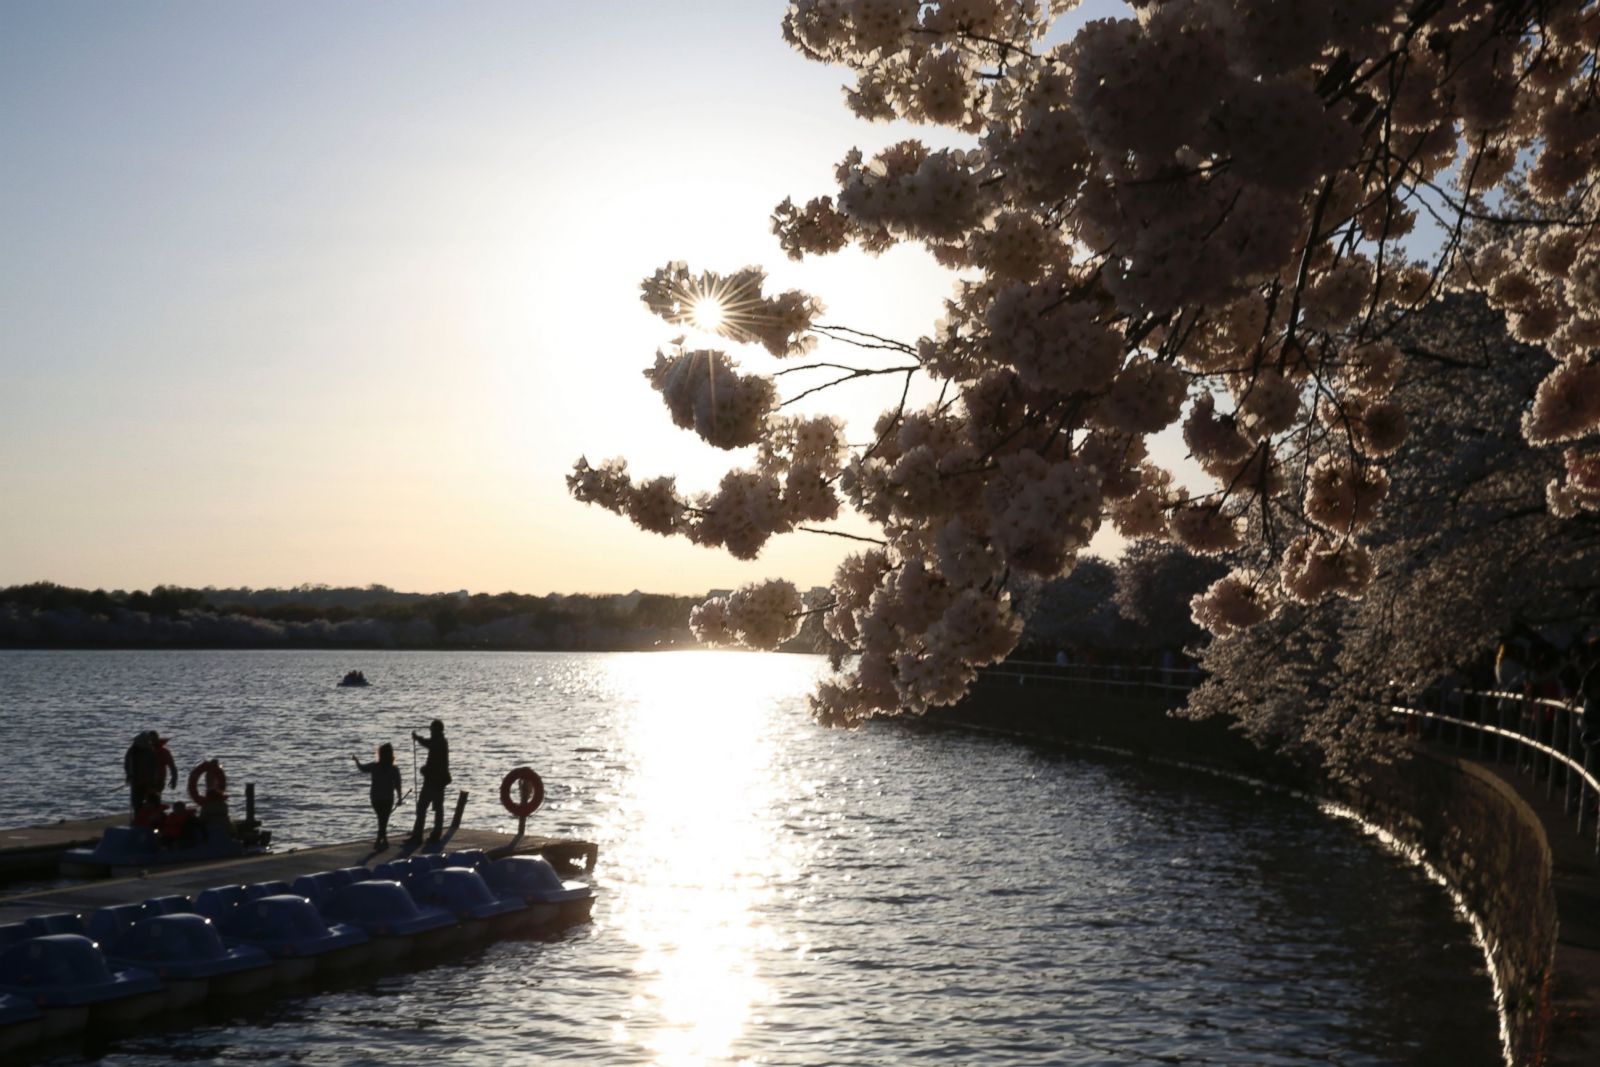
[1,1,1126,595]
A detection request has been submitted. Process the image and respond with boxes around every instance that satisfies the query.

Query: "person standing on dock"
[153,734,177,798]
[352,743,404,847]
[122,731,174,817]
[406,719,451,846]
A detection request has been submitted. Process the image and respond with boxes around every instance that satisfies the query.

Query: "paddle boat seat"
[243,881,291,901]
[139,895,192,918]
[86,905,146,955]
[409,867,526,922]
[24,913,85,938]
[322,881,458,939]
[193,886,249,925]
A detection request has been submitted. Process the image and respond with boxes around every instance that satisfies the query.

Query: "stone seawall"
[930,677,1558,1066]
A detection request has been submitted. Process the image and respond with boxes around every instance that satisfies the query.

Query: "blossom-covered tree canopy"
[571,0,1600,726]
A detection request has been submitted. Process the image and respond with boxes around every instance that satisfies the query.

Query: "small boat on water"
[337,670,371,687]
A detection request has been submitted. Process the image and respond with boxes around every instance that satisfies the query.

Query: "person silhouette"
[122,731,173,817]
[406,719,451,846]
[352,743,404,847]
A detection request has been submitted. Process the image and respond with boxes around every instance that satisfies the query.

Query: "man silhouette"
[406,719,452,846]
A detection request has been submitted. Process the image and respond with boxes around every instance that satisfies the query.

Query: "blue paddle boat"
[60,823,268,879]
[406,866,527,941]
[0,933,164,1034]
[318,879,461,960]
[88,906,274,1005]
[196,889,370,983]
[480,854,598,928]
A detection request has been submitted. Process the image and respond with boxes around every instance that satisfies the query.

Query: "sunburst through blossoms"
[644,264,774,346]
[690,296,726,333]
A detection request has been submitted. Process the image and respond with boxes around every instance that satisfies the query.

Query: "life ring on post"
[499,766,544,819]
[187,760,228,805]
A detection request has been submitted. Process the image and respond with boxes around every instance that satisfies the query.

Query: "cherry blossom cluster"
[640,262,823,358]
[567,411,847,561]
[572,0,1600,723]
[690,579,805,650]
[643,348,776,451]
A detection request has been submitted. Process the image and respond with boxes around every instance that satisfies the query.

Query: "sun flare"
[689,296,726,333]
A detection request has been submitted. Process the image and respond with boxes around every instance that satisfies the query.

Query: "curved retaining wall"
[927,677,1557,1066]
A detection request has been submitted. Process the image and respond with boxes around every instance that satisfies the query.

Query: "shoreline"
[925,674,1599,1067]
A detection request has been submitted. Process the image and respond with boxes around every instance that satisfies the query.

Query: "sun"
[689,296,726,333]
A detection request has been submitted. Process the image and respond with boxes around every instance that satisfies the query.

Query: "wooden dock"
[0,814,127,877]
[0,828,599,923]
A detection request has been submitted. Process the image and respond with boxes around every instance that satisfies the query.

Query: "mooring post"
[449,790,468,834]
[245,783,255,824]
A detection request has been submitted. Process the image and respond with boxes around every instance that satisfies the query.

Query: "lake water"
[0,649,1500,1065]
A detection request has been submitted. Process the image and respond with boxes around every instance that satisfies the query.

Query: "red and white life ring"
[187,759,227,805]
[499,766,544,819]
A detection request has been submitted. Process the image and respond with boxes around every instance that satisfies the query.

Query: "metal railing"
[980,661,1600,856]
[979,660,1202,695]
[1388,687,1600,856]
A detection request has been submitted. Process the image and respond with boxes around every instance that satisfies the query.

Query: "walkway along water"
[922,661,1600,1067]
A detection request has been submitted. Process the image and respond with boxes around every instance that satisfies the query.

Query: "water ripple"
[0,649,1498,1066]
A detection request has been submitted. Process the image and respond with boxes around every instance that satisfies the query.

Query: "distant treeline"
[0,582,740,652]
[1,543,1217,659]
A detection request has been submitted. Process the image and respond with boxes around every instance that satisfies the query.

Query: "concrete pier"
[0,815,127,878]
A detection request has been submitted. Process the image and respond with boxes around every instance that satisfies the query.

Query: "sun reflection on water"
[603,651,809,1066]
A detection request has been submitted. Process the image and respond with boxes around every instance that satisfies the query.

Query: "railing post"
[1519,698,1529,774]
[1545,705,1556,797]
[1580,742,1593,844]
[1496,698,1506,764]
[1579,742,1589,837]
[1566,708,1580,813]
[1593,756,1600,857]
[1518,699,1527,775]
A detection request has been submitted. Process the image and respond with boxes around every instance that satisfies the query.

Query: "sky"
[0,1,1128,597]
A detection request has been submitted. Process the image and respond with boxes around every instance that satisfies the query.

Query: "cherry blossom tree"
[1185,295,1600,774]
[1010,556,1126,654]
[1111,540,1227,652]
[571,0,1600,728]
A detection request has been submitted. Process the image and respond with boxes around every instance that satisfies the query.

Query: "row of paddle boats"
[0,848,593,1053]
